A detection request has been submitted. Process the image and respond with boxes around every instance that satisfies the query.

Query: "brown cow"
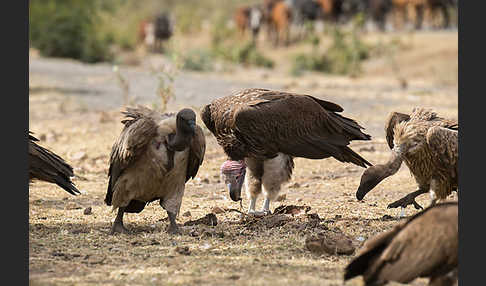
[268,0,291,46]
[234,5,263,42]
[392,0,453,30]
[315,0,340,23]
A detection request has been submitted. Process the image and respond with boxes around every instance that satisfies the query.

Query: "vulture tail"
[342,146,373,168]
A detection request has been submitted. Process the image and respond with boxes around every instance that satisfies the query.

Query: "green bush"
[30,0,113,63]
[181,49,214,71]
[290,27,371,76]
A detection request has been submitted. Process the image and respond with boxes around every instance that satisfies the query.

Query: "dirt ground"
[29,30,457,286]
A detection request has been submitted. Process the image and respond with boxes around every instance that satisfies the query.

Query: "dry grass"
[29,30,457,285]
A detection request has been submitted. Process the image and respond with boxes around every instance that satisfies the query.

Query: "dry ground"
[29,30,457,285]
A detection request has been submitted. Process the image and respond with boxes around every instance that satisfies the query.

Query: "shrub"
[29,0,113,63]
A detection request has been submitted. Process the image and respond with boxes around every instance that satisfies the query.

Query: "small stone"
[182,211,192,217]
[83,207,92,215]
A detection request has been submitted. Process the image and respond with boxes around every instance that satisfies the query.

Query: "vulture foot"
[167,211,181,235]
[248,210,272,217]
[387,193,424,210]
[110,222,130,235]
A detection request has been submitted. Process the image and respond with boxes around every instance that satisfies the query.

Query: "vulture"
[201,88,372,215]
[344,201,458,286]
[29,131,80,196]
[104,106,206,234]
[356,107,458,210]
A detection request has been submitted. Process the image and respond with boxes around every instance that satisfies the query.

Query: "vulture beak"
[220,160,247,202]
[228,169,246,202]
[355,166,382,201]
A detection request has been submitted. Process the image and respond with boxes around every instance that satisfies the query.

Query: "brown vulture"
[356,107,458,210]
[104,106,206,234]
[201,88,372,215]
[344,201,458,286]
[29,131,80,196]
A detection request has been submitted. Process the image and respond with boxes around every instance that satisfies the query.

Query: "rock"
[305,232,355,255]
[175,246,191,256]
[182,211,192,217]
[83,207,92,215]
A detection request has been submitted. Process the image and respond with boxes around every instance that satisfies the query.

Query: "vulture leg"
[387,189,428,210]
[248,196,258,214]
[110,207,129,234]
[245,158,264,215]
[166,211,180,234]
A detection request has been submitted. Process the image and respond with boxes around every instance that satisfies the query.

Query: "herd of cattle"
[235,0,457,45]
[135,0,457,51]
[30,87,458,285]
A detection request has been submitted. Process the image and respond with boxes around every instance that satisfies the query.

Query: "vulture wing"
[345,202,458,284]
[186,125,206,182]
[385,112,410,150]
[29,132,80,195]
[426,126,458,180]
[232,91,372,166]
[105,106,169,206]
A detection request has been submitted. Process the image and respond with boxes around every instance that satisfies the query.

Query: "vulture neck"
[167,122,194,152]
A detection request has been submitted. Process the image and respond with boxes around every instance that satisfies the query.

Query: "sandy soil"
[29,30,457,285]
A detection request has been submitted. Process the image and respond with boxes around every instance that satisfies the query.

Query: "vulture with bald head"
[356,107,458,210]
[201,88,372,215]
[344,201,458,286]
[29,131,80,196]
[105,106,206,234]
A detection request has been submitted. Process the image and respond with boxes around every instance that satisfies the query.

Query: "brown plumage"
[105,106,206,234]
[356,108,458,209]
[344,201,458,286]
[201,88,372,214]
[29,131,80,196]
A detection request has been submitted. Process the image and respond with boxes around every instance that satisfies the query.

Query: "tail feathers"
[55,176,81,195]
[342,146,373,168]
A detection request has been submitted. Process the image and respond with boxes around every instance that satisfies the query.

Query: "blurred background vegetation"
[29,0,456,77]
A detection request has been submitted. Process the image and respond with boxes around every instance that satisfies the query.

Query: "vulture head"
[392,121,426,156]
[168,108,197,152]
[356,166,384,201]
[220,160,247,201]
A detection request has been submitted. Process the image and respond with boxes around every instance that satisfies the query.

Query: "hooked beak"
[355,166,384,201]
[228,183,242,202]
[226,169,246,202]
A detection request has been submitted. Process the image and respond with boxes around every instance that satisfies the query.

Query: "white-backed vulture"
[356,107,458,210]
[104,106,206,234]
[344,201,458,286]
[29,131,80,196]
[201,88,372,215]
